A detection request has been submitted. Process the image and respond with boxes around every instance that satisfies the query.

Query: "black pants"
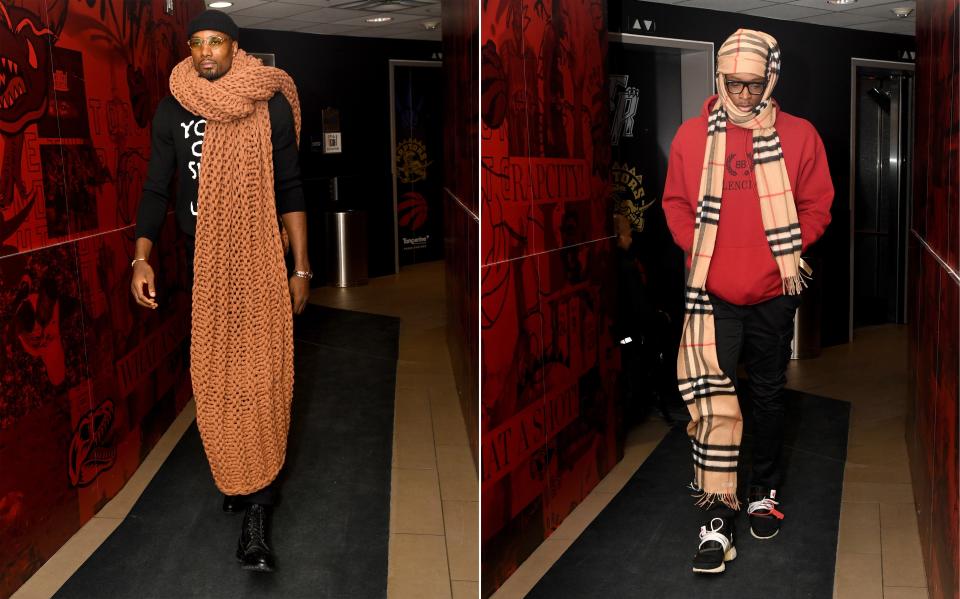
[711,293,801,493]
[184,236,279,506]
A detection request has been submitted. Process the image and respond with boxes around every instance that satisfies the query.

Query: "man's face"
[188,29,237,80]
[725,72,766,112]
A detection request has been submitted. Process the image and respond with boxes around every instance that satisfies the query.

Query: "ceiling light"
[367,2,408,10]
[891,7,914,17]
[826,0,857,4]
[209,1,232,7]
[422,21,440,31]
[365,16,393,23]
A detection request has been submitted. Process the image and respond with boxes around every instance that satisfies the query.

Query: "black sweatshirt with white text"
[134,93,305,242]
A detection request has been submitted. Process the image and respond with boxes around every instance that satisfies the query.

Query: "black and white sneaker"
[692,516,737,574]
[747,487,784,540]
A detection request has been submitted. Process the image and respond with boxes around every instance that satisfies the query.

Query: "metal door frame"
[388,59,442,274]
[848,57,915,341]
[608,32,715,122]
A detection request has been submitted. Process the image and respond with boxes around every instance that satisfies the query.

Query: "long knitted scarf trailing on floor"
[170,50,301,495]
[678,29,804,510]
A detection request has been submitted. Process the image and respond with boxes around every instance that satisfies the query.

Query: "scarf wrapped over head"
[169,49,301,495]
[678,29,804,510]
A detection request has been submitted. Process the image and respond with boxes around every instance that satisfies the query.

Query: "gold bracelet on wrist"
[131,257,147,268]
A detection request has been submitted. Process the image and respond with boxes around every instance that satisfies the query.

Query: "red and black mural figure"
[907,2,959,598]
[480,0,617,594]
[0,1,64,136]
[68,399,116,487]
[0,0,202,595]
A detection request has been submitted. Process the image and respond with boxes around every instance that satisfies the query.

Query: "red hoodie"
[662,96,834,305]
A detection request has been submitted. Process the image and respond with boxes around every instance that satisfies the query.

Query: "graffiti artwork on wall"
[0,0,64,252]
[0,1,203,595]
[67,399,117,487]
[609,74,639,147]
[1,246,87,418]
[481,0,615,593]
[0,1,65,135]
[908,3,959,599]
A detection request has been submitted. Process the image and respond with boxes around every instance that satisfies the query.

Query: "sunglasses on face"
[187,35,228,49]
[725,78,767,95]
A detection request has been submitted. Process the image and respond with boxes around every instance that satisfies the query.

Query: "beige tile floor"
[312,261,479,599]
[492,324,928,599]
[12,260,479,599]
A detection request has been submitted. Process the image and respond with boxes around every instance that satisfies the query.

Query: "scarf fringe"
[690,484,741,511]
[782,274,807,295]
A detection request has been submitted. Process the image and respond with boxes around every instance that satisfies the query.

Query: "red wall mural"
[0,0,202,595]
[442,0,479,460]
[480,0,618,594]
[907,2,959,599]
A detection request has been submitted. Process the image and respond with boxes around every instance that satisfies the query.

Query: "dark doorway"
[606,35,713,427]
[390,61,444,269]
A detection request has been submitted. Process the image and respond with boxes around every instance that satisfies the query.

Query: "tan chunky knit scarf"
[169,49,301,495]
[679,29,804,510]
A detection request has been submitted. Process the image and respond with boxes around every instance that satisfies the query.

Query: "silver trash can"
[325,210,368,287]
[792,255,821,359]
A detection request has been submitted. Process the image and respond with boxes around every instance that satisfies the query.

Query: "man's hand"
[130,261,158,309]
[288,275,309,315]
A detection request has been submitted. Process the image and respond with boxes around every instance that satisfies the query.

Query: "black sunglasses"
[725,78,767,96]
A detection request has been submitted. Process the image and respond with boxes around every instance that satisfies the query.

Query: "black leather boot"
[236,504,275,572]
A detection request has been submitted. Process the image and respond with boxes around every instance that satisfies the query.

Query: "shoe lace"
[698,517,730,551]
[747,491,784,520]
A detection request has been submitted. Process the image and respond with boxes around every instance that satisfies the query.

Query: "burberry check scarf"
[678,29,805,510]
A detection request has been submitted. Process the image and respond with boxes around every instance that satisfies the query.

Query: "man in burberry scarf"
[662,29,833,574]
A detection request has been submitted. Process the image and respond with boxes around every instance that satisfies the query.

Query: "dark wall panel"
[907,3,959,599]
[0,1,203,595]
[238,30,440,279]
[442,0,479,461]
[480,0,618,595]
[609,1,916,347]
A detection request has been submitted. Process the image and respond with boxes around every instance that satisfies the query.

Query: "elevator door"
[853,69,912,327]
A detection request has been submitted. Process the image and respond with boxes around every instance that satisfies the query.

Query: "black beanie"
[187,9,239,40]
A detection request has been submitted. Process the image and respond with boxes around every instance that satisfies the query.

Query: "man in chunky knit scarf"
[130,10,310,572]
[662,29,833,574]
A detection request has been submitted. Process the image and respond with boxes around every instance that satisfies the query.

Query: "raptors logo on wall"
[610,162,655,232]
[396,137,432,184]
[398,191,428,232]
